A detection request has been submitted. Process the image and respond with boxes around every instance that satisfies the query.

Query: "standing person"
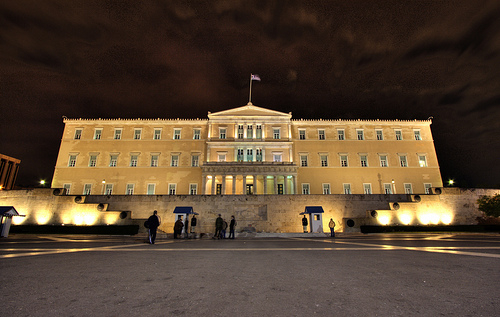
[184,216,189,239]
[174,216,184,239]
[190,215,197,234]
[213,214,223,239]
[328,218,336,237]
[221,219,228,239]
[302,215,308,233]
[147,210,160,244]
[229,215,236,239]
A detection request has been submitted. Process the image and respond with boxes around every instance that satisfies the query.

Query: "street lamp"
[391,179,396,194]
[448,179,454,186]
[40,180,46,187]
[102,179,106,194]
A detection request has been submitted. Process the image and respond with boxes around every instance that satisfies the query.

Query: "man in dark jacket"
[174,216,184,239]
[229,215,236,239]
[147,210,160,244]
[302,215,308,233]
[213,214,223,239]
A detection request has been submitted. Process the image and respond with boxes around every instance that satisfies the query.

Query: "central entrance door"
[246,184,253,195]
[277,184,284,195]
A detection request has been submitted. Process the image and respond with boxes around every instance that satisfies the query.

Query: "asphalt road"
[1,233,499,316]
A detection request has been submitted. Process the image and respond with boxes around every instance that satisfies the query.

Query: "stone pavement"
[1,233,499,316]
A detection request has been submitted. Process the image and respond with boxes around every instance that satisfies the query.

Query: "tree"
[477,194,500,217]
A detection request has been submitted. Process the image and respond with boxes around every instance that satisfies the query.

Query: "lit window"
[320,155,328,167]
[424,183,432,194]
[338,129,345,140]
[364,183,372,194]
[414,130,422,140]
[68,155,77,167]
[74,129,82,140]
[130,155,138,167]
[151,155,158,167]
[256,149,263,162]
[192,155,199,167]
[105,184,113,195]
[154,129,161,140]
[169,184,176,195]
[83,184,92,195]
[357,130,364,140]
[126,184,134,195]
[395,130,402,140]
[246,149,253,161]
[94,129,102,140]
[399,155,408,167]
[404,183,413,194]
[380,155,388,167]
[114,129,122,140]
[273,154,282,162]
[109,155,118,167]
[89,155,97,167]
[299,130,306,140]
[256,125,262,139]
[147,184,156,195]
[418,155,427,167]
[343,183,351,194]
[384,184,392,194]
[247,125,253,139]
[300,155,308,167]
[218,154,226,162]
[360,155,368,167]
[190,184,197,195]
[318,130,325,140]
[273,128,280,139]
[238,125,244,139]
[237,149,244,161]
[340,155,348,167]
[302,183,310,194]
[323,183,330,194]
[219,128,226,139]
[174,129,181,140]
[171,155,179,167]
[193,129,201,140]
[134,129,141,140]
[63,184,71,195]
[376,130,383,140]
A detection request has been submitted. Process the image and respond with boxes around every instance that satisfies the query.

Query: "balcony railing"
[203,161,296,166]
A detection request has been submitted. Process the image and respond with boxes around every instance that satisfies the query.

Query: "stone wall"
[1,187,498,233]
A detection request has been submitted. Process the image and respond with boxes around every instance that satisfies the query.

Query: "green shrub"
[477,194,500,217]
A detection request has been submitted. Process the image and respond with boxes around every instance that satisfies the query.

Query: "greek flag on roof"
[251,74,261,81]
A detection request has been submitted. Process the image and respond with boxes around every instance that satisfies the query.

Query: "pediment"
[208,103,291,119]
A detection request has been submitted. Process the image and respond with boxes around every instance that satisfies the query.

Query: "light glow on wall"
[73,212,99,225]
[36,210,52,225]
[104,213,120,225]
[398,213,413,225]
[378,214,391,225]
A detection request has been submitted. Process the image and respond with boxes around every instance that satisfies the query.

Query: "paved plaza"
[1,233,499,316]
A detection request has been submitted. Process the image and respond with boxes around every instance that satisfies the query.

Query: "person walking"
[229,215,236,239]
[302,215,308,233]
[213,214,223,239]
[147,210,160,244]
[328,218,336,237]
[174,216,184,239]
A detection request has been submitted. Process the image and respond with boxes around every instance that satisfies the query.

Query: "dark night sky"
[1,0,499,188]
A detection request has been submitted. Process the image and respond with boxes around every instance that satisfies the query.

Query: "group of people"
[147,211,336,244]
[213,214,236,239]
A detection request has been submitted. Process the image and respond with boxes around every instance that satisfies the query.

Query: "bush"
[477,194,500,218]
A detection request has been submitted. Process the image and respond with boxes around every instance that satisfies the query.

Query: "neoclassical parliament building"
[52,103,443,196]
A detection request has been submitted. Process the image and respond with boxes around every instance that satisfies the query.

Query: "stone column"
[263,175,267,195]
[222,175,226,195]
[232,175,236,195]
[284,175,288,195]
[292,175,297,194]
[201,175,206,195]
[243,175,247,195]
[253,175,257,194]
[274,175,278,194]
[211,175,216,195]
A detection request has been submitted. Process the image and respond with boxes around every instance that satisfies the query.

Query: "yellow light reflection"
[398,213,413,225]
[12,216,27,225]
[378,214,391,225]
[36,210,52,225]
[104,213,119,225]
[74,212,99,225]
[441,213,454,225]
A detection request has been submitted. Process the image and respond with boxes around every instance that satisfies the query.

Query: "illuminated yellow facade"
[52,103,443,195]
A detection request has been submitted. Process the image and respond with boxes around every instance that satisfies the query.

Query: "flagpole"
[249,73,253,103]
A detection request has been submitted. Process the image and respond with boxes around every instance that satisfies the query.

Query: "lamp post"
[102,179,106,194]
[391,179,396,194]
[448,179,454,186]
